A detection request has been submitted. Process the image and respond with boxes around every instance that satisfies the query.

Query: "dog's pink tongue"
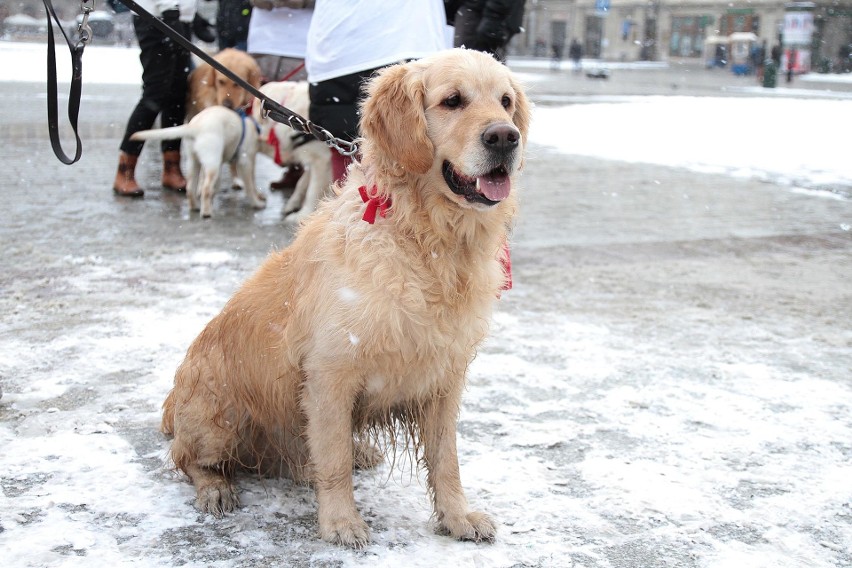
[476,175,511,201]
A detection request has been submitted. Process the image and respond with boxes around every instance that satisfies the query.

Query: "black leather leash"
[42,0,92,164]
[41,0,358,166]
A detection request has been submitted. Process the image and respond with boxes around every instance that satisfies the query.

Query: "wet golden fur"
[162,49,530,547]
[186,48,262,119]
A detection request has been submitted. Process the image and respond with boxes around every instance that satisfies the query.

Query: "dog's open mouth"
[442,161,511,206]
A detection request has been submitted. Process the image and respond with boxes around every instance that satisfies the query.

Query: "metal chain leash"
[261,102,359,157]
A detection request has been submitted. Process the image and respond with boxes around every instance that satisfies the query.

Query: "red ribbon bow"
[358,185,391,224]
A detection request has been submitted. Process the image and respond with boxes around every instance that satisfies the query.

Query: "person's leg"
[114,16,171,196]
[308,68,374,184]
[158,45,191,191]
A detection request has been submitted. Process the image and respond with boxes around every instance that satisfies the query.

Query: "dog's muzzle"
[442,122,519,206]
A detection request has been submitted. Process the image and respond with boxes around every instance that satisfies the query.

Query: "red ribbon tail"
[500,242,512,292]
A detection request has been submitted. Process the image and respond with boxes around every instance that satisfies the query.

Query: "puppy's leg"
[286,151,332,224]
[230,162,244,190]
[187,155,201,211]
[199,166,219,218]
[282,166,309,218]
[236,156,266,209]
[421,388,496,542]
[301,371,369,547]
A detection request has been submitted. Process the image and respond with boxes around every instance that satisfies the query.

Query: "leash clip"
[77,0,94,46]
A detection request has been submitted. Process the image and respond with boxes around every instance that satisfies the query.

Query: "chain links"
[261,100,360,158]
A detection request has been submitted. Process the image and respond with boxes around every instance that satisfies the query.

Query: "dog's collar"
[358,185,391,224]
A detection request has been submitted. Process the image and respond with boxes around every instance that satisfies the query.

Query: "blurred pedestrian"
[550,41,563,70]
[112,0,198,197]
[306,0,447,183]
[248,0,313,190]
[217,0,252,51]
[751,40,766,81]
[771,43,782,66]
[786,47,797,83]
[568,38,582,73]
[447,0,525,63]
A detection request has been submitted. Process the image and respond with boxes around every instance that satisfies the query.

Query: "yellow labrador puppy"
[161,48,530,546]
[132,106,265,217]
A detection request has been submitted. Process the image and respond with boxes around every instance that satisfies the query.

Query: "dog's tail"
[130,124,198,142]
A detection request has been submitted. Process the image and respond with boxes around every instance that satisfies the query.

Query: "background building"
[516,0,852,73]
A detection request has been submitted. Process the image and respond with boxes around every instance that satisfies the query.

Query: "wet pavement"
[1,61,851,568]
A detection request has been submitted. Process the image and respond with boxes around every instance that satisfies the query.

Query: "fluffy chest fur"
[280,176,504,409]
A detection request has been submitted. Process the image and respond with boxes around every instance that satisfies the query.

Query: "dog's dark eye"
[501,95,512,109]
[442,94,462,109]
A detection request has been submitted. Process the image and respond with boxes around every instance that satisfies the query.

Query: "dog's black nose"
[481,123,520,152]
[222,99,234,110]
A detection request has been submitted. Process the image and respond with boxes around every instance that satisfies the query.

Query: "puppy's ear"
[360,63,433,175]
[248,61,262,90]
[244,62,262,106]
[196,62,215,88]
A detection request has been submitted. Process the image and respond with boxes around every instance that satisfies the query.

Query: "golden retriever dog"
[187,48,262,119]
[161,48,529,547]
[252,81,333,224]
[131,106,265,217]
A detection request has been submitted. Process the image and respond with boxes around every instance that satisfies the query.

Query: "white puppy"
[253,81,333,225]
[131,106,266,218]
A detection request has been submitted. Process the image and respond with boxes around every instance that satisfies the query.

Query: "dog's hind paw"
[195,480,239,518]
[437,510,496,543]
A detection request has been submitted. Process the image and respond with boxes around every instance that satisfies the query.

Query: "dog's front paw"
[251,194,267,209]
[195,480,239,518]
[282,199,301,216]
[319,514,371,548]
[437,510,496,543]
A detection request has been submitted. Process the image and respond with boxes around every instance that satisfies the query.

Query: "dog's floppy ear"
[244,61,262,106]
[510,75,531,170]
[194,62,215,89]
[360,63,434,175]
[248,60,262,90]
[510,76,531,145]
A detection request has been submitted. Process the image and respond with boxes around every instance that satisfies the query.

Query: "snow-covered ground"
[0,41,850,567]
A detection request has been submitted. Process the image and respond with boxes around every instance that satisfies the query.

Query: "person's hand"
[476,17,509,48]
[192,13,216,43]
[160,8,181,28]
[160,9,191,47]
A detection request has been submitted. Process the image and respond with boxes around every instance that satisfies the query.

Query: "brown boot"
[269,164,304,191]
[161,150,187,192]
[113,152,144,197]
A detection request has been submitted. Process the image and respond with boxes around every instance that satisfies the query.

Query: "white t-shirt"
[247,8,313,58]
[306,0,447,83]
[132,0,197,22]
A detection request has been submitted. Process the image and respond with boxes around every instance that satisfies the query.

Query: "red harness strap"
[266,128,284,166]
